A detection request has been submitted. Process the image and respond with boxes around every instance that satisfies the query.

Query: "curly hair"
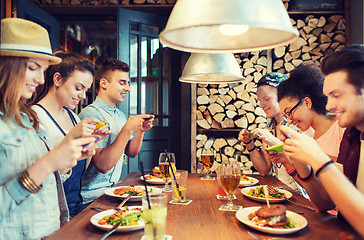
[277,64,327,115]
[94,57,129,93]
[321,45,364,94]
[31,51,95,104]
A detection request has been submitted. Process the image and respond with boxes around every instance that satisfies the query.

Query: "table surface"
[48,172,360,240]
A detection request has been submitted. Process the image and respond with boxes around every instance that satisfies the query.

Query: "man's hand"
[279,125,330,170]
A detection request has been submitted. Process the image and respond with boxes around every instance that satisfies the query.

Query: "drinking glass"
[171,170,188,203]
[200,148,215,180]
[216,166,228,199]
[142,193,167,240]
[219,159,241,211]
[159,152,175,192]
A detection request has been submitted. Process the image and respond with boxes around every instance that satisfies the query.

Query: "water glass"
[171,170,188,203]
[142,193,168,240]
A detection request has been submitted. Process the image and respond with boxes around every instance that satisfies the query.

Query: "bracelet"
[247,145,256,152]
[18,170,42,194]
[315,160,334,177]
[297,167,314,183]
[286,164,297,177]
[244,139,252,145]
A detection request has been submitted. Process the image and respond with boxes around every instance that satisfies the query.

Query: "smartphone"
[93,121,107,130]
[266,143,284,153]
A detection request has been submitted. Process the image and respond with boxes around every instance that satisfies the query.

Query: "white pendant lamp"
[179,53,244,84]
[159,0,298,53]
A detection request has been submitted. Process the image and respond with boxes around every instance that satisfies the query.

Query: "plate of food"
[239,175,259,187]
[241,185,292,203]
[236,205,307,234]
[104,185,163,201]
[140,167,171,185]
[90,206,144,232]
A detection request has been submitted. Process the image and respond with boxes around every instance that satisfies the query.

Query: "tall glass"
[158,152,175,192]
[171,170,188,203]
[219,159,241,211]
[200,148,215,180]
[142,193,167,240]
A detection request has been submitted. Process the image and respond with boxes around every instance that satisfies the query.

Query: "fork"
[114,189,134,211]
[99,221,121,240]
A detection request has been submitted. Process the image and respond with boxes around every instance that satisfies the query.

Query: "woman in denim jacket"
[0,18,97,239]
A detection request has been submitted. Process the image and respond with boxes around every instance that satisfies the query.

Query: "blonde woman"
[0,18,97,239]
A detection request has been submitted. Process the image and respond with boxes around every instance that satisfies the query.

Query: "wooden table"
[48,173,360,240]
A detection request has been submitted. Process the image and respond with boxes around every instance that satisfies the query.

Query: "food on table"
[240,175,254,182]
[145,167,163,180]
[248,204,296,228]
[97,206,143,226]
[247,185,286,199]
[113,186,151,196]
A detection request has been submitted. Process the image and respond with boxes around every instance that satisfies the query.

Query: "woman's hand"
[251,128,281,146]
[48,137,98,172]
[66,117,99,140]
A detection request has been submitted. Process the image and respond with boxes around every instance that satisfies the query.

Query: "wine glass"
[159,152,175,192]
[219,159,241,211]
[200,148,216,180]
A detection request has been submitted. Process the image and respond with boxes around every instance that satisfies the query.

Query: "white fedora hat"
[0,18,61,65]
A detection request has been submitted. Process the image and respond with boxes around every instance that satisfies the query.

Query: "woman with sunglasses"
[238,72,306,195]
[277,64,346,162]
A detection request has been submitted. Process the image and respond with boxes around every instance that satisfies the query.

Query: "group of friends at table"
[0,17,364,239]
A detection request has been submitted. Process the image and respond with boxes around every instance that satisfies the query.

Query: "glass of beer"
[219,159,241,211]
[200,148,215,180]
[159,152,175,192]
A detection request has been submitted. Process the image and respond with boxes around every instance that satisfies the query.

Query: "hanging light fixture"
[179,53,244,84]
[159,0,298,53]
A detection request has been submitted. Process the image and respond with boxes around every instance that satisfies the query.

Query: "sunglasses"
[284,98,304,119]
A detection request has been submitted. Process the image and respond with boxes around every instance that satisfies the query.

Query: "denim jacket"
[0,112,60,239]
[79,97,129,204]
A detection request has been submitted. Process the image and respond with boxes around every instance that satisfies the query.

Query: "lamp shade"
[179,53,244,84]
[159,0,298,53]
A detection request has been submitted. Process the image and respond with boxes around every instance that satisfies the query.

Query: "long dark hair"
[31,51,95,104]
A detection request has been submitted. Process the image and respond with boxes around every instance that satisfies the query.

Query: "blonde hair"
[0,56,39,129]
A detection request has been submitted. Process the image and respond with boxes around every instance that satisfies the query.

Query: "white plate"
[104,186,163,201]
[90,206,144,232]
[239,176,259,187]
[140,175,171,185]
[236,206,307,235]
[241,186,292,203]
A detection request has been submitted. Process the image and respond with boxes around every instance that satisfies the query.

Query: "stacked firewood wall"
[196,13,347,174]
[274,15,346,73]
